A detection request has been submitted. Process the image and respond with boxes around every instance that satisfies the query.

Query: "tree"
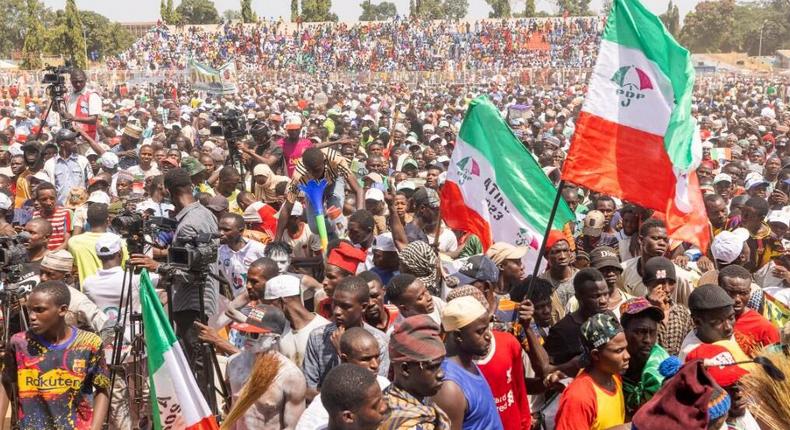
[241,0,257,22]
[659,1,679,37]
[412,0,467,19]
[301,0,337,22]
[290,0,299,22]
[556,0,591,16]
[359,1,398,21]
[444,0,468,19]
[523,0,535,16]
[78,11,134,61]
[223,9,242,21]
[21,0,45,69]
[679,0,736,53]
[175,0,220,24]
[52,0,88,68]
[485,0,511,18]
[409,0,415,17]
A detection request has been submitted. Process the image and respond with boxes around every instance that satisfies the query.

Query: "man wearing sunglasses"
[225,304,307,430]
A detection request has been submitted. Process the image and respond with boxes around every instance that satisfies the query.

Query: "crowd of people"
[107,17,602,72]
[0,30,789,430]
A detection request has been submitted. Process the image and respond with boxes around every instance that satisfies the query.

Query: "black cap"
[55,129,78,143]
[688,284,734,312]
[642,256,676,285]
[590,246,621,270]
[455,255,499,285]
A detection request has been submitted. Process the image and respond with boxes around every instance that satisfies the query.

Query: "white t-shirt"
[82,266,159,362]
[279,314,330,368]
[295,375,389,430]
[426,228,458,253]
[285,224,322,259]
[218,239,268,297]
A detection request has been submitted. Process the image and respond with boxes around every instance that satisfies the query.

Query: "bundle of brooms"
[220,351,281,430]
[741,347,790,430]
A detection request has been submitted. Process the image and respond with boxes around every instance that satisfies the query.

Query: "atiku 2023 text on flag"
[561,0,710,251]
[140,269,219,430]
[441,95,574,269]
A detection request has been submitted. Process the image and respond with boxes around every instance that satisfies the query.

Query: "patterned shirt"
[286,148,352,203]
[379,384,450,430]
[2,327,111,430]
[657,303,693,356]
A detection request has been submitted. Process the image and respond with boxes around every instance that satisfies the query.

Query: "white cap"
[263,274,301,300]
[405,135,419,144]
[365,188,385,202]
[713,173,732,185]
[372,233,397,252]
[101,152,119,169]
[95,232,123,256]
[284,114,303,130]
[744,173,769,190]
[423,124,435,132]
[439,120,450,128]
[767,210,790,227]
[0,193,12,211]
[87,190,111,205]
[436,155,451,164]
[711,228,750,264]
[290,201,304,217]
[85,148,98,158]
[396,180,416,191]
[243,202,264,223]
[32,171,51,183]
[429,134,442,142]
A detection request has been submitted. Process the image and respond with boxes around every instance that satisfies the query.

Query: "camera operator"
[129,167,219,402]
[63,69,102,141]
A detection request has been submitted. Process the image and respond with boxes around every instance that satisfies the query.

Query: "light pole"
[758,19,767,57]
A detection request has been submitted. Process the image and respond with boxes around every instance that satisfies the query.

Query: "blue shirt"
[441,358,504,430]
[53,155,88,205]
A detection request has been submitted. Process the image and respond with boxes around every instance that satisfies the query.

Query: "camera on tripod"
[112,211,178,255]
[168,233,218,272]
[210,108,247,142]
[0,234,30,284]
[41,62,73,130]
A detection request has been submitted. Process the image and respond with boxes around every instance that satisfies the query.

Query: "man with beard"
[225,304,306,430]
[434,297,503,430]
[621,219,693,306]
[718,265,779,356]
[379,315,449,430]
[705,193,729,236]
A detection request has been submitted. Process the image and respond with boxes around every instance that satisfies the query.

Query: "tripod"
[34,86,69,142]
[0,285,28,430]
[104,265,148,430]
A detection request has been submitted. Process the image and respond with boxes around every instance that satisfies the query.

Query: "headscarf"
[252,163,288,204]
[399,241,439,296]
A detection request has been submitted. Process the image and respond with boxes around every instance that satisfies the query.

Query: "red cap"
[685,343,748,387]
[545,229,568,250]
[327,242,367,274]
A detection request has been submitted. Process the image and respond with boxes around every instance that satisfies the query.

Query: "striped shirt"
[33,207,72,250]
[286,148,352,203]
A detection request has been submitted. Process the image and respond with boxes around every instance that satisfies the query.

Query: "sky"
[41,0,709,24]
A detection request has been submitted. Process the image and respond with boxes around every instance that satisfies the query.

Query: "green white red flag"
[562,0,710,251]
[140,269,219,430]
[441,96,574,267]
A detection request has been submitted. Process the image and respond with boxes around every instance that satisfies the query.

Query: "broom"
[740,349,790,430]
[220,351,282,430]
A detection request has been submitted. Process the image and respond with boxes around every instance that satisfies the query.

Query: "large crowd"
[107,17,603,72]
[0,20,790,430]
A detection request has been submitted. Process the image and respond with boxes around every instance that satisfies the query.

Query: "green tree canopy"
[241,0,257,23]
[556,0,592,16]
[659,1,680,37]
[485,0,512,18]
[412,0,468,19]
[301,0,337,22]
[175,0,220,24]
[359,1,398,21]
[21,0,46,69]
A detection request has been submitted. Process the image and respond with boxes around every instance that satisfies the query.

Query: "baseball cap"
[685,344,748,387]
[713,173,732,185]
[453,255,500,285]
[204,195,229,213]
[364,188,384,202]
[0,193,11,211]
[396,180,416,192]
[372,233,397,252]
[263,275,301,300]
[711,228,749,264]
[55,129,78,143]
[688,284,734,312]
[619,297,665,327]
[290,201,304,217]
[243,203,263,223]
[442,296,488,332]
[642,256,676,285]
[485,242,528,265]
[363,172,384,184]
[589,246,621,270]
[100,152,119,170]
[95,233,123,257]
[181,156,205,177]
[87,190,111,205]
[284,115,302,130]
[581,312,622,350]
[744,173,769,190]
[232,304,287,335]
[767,210,790,227]
[582,210,606,237]
[412,187,439,208]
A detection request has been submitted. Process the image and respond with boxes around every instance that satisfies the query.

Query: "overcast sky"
[41,0,708,23]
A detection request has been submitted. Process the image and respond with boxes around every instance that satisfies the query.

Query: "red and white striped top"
[33,207,72,251]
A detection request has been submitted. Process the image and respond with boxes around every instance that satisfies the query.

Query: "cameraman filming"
[129,168,219,405]
[63,69,101,140]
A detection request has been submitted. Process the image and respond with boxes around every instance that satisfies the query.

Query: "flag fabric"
[561,0,710,251]
[763,292,790,329]
[140,269,219,430]
[441,96,574,268]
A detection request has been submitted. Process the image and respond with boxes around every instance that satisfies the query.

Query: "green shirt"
[623,343,669,417]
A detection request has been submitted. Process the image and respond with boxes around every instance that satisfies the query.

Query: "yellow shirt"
[556,371,625,430]
[67,232,129,286]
